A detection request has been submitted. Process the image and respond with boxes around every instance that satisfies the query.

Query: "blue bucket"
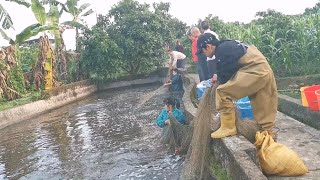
[236,96,253,120]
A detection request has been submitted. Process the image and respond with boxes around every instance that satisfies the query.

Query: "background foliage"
[1,0,320,103]
[201,3,320,77]
[80,0,187,80]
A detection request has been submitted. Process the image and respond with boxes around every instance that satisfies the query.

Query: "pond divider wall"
[278,94,320,130]
[0,80,97,129]
[0,68,168,129]
[181,72,267,180]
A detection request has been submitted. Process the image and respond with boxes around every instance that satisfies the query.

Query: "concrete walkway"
[270,112,320,179]
[188,73,320,179]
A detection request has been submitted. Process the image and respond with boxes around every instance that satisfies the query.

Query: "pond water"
[0,84,184,180]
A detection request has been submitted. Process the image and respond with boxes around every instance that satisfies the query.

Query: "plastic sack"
[196,80,213,100]
[254,131,308,176]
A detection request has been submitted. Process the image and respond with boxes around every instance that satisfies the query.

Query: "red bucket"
[316,90,320,111]
[304,85,320,111]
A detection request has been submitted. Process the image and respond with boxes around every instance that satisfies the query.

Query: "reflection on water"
[0,84,184,180]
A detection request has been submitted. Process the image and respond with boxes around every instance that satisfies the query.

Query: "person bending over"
[196,33,278,139]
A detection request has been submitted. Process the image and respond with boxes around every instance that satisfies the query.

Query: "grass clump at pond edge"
[210,159,231,180]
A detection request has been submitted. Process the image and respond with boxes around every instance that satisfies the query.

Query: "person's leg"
[249,72,277,131]
[176,59,182,69]
[197,59,210,81]
[213,70,275,138]
[196,62,205,82]
[201,60,210,80]
[207,60,217,78]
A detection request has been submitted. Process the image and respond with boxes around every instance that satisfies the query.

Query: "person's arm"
[164,81,172,86]
[173,109,186,125]
[156,109,167,127]
[211,74,218,83]
[211,60,218,83]
[171,74,179,84]
[215,41,244,84]
[172,53,178,68]
[168,56,173,67]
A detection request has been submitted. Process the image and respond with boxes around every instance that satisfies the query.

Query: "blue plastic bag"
[196,80,213,100]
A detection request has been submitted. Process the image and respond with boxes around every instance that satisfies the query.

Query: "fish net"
[179,84,219,180]
[161,70,261,179]
[164,84,260,179]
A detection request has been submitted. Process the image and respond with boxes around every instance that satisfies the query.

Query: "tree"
[0,3,14,42]
[80,17,122,80]
[0,0,59,100]
[106,0,186,76]
[304,1,320,15]
[0,0,58,45]
[61,0,94,52]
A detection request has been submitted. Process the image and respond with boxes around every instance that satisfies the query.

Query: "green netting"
[161,75,264,179]
[179,84,219,180]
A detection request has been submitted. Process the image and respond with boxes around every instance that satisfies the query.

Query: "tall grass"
[206,12,320,77]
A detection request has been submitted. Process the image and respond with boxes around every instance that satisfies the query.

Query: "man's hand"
[211,74,218,83]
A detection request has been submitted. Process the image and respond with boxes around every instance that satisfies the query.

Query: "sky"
[0,0,319,49]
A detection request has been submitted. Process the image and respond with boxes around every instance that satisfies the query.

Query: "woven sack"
[254,131,308,176]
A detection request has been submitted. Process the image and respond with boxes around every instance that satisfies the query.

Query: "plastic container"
[316,90,320,111]
[304,85,320,111]
[300,86,309,107]
[236,96,254,120]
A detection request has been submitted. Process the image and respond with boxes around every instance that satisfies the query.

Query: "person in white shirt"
[201,20,220,83]
[167,48,186,69]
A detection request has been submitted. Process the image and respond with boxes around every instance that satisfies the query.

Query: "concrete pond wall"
[181,73,267,180]
[0,80,97,129]
[182,73,320,179]
[276,74,320,130]
[0,74,166,129]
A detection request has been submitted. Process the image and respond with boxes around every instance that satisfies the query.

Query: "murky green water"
[0,84,184,180]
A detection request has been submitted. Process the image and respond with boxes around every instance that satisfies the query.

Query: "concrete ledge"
[181,73,266,179]
[0,75,166,130]
[276,74,320,90]
[98,76,165,91]
[182,73,198,120]
[278,94,320,130]
[211,137,266,180]
[0,82,97,129]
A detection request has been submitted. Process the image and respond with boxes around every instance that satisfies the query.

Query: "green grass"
[0,92,42,111]
[210,160,231,180]
[280,90,301,99]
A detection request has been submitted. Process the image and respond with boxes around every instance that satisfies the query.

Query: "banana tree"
[1,0,59,90]
[41,0,88,81]
[63,0,93,52]
[47,0,92,81]
[0,0,58,45]
[0,0,59,100]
